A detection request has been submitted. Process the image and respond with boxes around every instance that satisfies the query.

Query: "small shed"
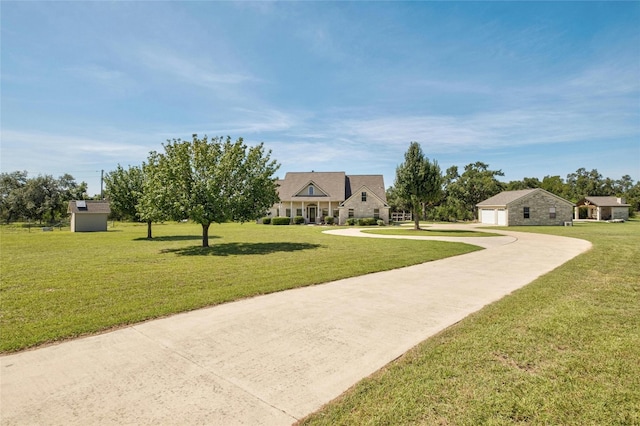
[68,200,111,232]
[575,197,630,221]
[477,189,574,226]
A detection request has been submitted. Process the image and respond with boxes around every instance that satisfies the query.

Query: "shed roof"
[68,200,111,214]
[579,196,630,207]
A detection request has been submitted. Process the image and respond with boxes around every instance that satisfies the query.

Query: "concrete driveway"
[1,226,590,425]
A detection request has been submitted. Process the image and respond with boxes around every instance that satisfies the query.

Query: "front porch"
[272,201,338,224]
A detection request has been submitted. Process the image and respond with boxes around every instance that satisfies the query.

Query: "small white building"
[68,200,111,232]
[575,197,630,221]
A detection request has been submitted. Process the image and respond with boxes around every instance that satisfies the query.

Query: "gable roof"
[68,200,111,214]
[477,189,538,207]
[477,189,573,208]
[345,175,387,202]
[277,172,346,202]
[579,196,630,207]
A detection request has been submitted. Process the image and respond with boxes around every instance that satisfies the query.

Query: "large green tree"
[104,165,144,221]
[146,135,280,247]
[394,142,442,230]
[446,162,505,220]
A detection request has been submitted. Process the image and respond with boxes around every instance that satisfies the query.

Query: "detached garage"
[68,200,111,232]
[477,189,574,226]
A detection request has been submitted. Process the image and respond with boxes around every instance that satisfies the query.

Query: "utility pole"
[100,169,104,199]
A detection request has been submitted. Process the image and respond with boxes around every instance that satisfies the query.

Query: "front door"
[309,206,317,223]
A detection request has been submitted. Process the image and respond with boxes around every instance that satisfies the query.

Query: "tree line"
[389,142,640,225]
[0,171,87,224]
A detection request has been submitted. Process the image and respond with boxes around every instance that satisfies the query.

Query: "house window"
[309,185,314,195]
[348,209,354,218]
[296,208,303,216]
[549,207,556,219]
[286,209,291,217]
[361,192,367,202]
[523,207,530,219]
[374,209,380,219]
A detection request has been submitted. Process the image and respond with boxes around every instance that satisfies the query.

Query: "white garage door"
[497,209,507,226]
[480,209,496,225]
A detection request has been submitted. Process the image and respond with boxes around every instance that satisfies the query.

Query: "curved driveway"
[1,226,590,425]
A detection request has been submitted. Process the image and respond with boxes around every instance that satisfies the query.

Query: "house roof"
[477,189,538,207]
[68,200,111,214]
[579,196,630,207]
[345,175,387,202]
[277,172,388,203]
[477,189,573,208]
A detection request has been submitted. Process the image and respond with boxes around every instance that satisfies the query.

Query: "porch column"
[329,201,332,218]
[574,207,579,220]
[596,207,601,221]
[302,201,305,220]
[290,201,293,220]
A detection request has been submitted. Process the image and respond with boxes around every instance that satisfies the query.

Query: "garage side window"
[523,207,530,219]
[549,207,556,219]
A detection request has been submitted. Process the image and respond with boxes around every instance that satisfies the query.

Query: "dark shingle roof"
[68,200,111,214]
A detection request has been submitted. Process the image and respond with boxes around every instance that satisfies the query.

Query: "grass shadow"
[134,235,218,242]
[161,241,322,256]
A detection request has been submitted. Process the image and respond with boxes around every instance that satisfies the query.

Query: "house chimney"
[617,197,626,204]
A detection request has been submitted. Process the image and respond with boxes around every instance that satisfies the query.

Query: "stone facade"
[507,190,574,226]
[477,189,574,226]
[338,189,390,225]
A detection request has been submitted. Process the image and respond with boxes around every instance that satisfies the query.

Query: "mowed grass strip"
[300,221,640,426]
[0,222,480,352]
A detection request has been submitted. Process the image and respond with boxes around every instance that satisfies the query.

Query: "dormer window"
[309,185,314,195]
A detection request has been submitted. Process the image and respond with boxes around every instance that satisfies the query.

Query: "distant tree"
[566,168,605,201]
[506,177,541,191]
[146,135,280,247]
[58,173,87,202]
[446,162,505,220]
[394,142,442,230]
[104,165,144,221]
[540,175,569,198]
[0,171,28,223]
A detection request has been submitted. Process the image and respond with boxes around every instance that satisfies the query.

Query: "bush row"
[262,216,384,226]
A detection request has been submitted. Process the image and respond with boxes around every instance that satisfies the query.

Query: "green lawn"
[300,221,640,425]
[0,222,480,352]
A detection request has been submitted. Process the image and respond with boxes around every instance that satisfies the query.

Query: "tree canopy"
[394,142,442,230]
[142,135,280,247]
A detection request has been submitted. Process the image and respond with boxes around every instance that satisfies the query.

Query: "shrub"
[357,217,378,226]
[293,216,305,225]
[324,216,334,225]
[377,220,385,226]
[261,217,271,225]
[271,217,291,225]
[346,218,357,226]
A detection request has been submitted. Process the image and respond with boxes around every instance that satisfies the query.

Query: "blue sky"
[2,1,639,195]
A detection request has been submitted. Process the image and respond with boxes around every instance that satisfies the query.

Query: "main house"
[269,172,390,225]
[477,189,574,226]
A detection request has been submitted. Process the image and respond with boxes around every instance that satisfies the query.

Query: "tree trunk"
[202,222,210,247]
[413,207,421,230]
[147,220,152,239]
